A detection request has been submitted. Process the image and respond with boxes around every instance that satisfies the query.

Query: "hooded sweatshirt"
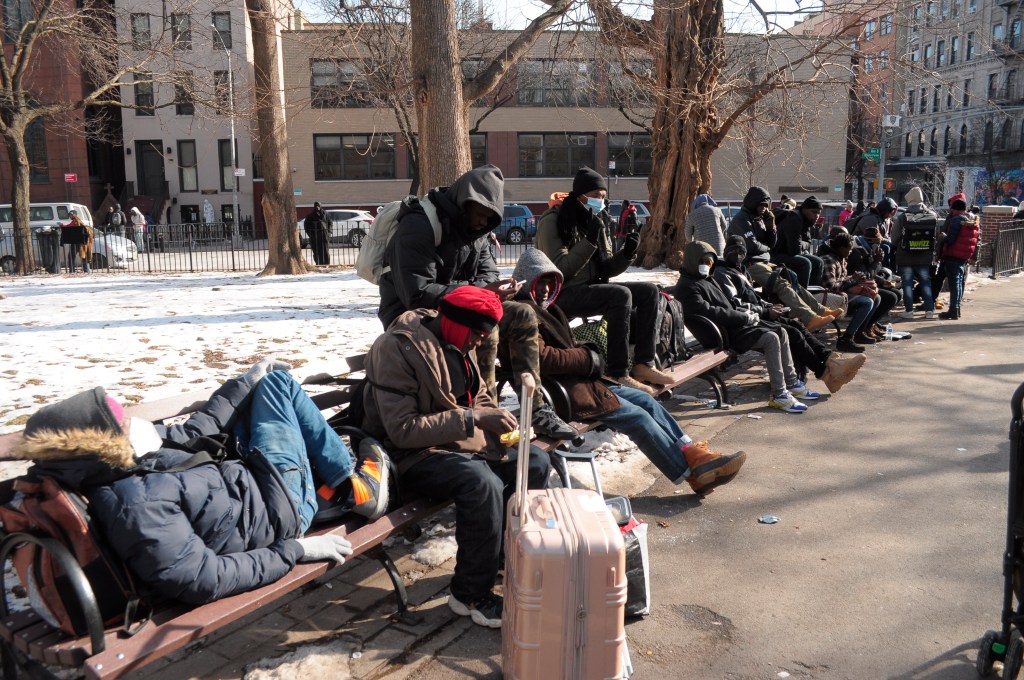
[673,241,766,353]
[727,186,775,264]
[378,165,504,328]
[684,194,728,256]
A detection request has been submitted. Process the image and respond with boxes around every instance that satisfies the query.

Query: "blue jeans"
[900,264,933,312]
[845,294,878,336]
[234,371,355,533]
[776,254,825,288]
[945,258,968,310]
[600,385,691,483]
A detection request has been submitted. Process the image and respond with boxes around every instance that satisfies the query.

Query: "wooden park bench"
[0,342,731,679]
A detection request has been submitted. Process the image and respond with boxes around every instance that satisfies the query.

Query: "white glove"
[745,310,761,325]
[296,535,354,564]
[240,357,292,387]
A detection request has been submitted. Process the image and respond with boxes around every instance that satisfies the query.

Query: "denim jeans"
[401,447,550,603]
[776,253,825,288]
[900,265,933,312]
[600,385,691,482]
[554,281,660,376]
[845,294,878,336]
[945,258,968,309]
[234,371,356,533]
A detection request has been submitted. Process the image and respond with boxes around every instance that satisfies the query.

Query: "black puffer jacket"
[378,165,503,328]
[673,241,767,353]
[727,187,775,264]
[86,378,304,605]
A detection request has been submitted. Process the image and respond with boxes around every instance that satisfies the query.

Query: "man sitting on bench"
[361,286,551,629]
[501,248,747,496]
[12,360,390,605]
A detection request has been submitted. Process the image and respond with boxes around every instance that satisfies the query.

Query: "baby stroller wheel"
[979,630,999,677]
[1003,632,1024,680]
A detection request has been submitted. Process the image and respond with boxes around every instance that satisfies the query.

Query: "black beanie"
[572,167,607,195]
[723,235,747,264]
[24,387,124,437]
[801,196,822,210]
[952,198,968,210]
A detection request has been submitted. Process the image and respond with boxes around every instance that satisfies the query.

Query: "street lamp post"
[214,24,240,248]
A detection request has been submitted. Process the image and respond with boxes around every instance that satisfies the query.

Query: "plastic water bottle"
[885,323,894,341]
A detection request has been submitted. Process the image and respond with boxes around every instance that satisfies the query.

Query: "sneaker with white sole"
[768,391,808,414]
[899,310,915,319]
[787,381,821,400]
[448,592,503,628]
[925,311,935,320]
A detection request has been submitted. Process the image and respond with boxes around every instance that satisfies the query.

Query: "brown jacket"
[361,309,498,472]
[498,301,620,421]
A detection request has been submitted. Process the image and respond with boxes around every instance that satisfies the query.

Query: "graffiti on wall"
[973,168,1024,205]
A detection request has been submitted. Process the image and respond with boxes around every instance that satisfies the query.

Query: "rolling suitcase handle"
[513,372,536,519]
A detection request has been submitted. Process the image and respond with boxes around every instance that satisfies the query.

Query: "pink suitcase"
[502,375,628,680]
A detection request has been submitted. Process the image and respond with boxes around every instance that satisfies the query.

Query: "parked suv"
[606,201,651,230]
[296,208,374,248]
[495,204,536,245]
[0,202,136,272]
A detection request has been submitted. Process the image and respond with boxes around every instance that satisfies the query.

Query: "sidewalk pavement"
[117,273,1024,678]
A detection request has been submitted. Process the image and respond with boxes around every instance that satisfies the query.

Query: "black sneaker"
[532,405,578,440]
[448,592,503,628]
[836,336,865,353]
[349,439,391,521]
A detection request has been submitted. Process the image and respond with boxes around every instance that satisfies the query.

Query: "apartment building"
[116,0,295,226]
[799,0,1024,203]
[278,27,848,215]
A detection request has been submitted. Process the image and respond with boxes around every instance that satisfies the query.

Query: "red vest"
[944,217,979,260]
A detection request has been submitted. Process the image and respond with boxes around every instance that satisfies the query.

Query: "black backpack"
[901,213,937,252]
[655,291,690,368]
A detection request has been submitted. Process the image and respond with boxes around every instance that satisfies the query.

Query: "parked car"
[0,225,137,273]
[495,204,536,245]
[297,209,375,247]
[606,201,651,230]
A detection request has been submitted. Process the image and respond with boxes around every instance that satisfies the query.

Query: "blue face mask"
[585,197,605,213]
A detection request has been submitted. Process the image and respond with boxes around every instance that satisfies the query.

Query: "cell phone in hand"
[780,306,791,312]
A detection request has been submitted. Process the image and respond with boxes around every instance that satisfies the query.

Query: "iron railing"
[991,222,1024,278]
[1,223,539,274]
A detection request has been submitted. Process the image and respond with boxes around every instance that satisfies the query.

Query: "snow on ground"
[243,637,361,680]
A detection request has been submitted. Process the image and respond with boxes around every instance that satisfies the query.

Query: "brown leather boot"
[615,374,657,396]
[631,362,674,386]
[681,441,747,495]
[805,314,833,332]
[821,352,866,393]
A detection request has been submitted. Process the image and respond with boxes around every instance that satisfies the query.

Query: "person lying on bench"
[361,286,551,630]
[501,248,746,496]
[12,360,390,605]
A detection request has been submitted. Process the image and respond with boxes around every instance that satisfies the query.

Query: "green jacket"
[535,202,634,288]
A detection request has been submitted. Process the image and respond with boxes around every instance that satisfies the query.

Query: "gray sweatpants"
[750,327,799,394]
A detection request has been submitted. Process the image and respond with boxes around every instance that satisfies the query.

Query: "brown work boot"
[630,362,674,386]
[616,374,657,396]
[826,307,845,319]
[805,314,833,332]
[821,352,866,393]
[680,441,747,496]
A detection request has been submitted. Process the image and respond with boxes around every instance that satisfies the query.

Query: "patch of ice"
[244,638,358,679]
[411,536,458,567]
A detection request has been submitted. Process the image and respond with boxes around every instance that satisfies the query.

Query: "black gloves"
[582,343,605,379]
[621,232,641,258]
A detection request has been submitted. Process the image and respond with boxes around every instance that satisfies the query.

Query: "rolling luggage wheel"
[1003,631,1024,679]
[978,630,1000,677]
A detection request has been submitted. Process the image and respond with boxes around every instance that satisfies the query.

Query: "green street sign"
[862,148,881,161]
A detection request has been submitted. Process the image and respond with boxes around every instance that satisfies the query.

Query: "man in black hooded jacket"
[376,164,576,440]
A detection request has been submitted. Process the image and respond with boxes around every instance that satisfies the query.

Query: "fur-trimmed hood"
[13,427,135,468]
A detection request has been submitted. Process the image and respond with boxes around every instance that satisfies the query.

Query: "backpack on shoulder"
[901,212,938,253]
[355,197,443,284]
[655,291,690,368]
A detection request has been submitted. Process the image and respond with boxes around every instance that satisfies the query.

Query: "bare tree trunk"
[4,131,34,275]
[641,0,725,270]
[410,0,472,191]
[246,0,308,276]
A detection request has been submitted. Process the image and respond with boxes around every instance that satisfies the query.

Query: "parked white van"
[0,203,137,273]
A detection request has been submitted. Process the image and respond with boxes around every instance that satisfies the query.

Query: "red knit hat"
[948,192,967,208]
[438,287,504,348]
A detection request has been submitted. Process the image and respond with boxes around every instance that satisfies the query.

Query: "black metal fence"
[1,222,538,274]
[991,222,1024,278]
